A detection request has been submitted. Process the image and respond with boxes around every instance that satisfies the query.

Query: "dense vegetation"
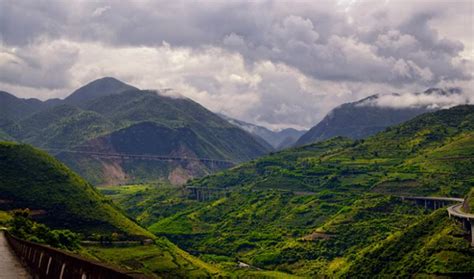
[9,209,80,251]
[102,105,474,276]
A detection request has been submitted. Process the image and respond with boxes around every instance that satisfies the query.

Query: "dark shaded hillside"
[295,88,460,146]
[0,91,47,121]
[82,90,271,162]
[0,142,153,238]
[296,102,429,146]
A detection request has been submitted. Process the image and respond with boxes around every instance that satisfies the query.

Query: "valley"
[2,2,473,277]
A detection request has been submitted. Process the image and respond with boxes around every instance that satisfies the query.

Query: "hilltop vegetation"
[103,105,474,276]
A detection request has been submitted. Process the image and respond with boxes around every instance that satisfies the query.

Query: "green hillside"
[15,104,114,149]
[53,90,272,185]
[108,105,474,276]
[0,142,153,238]
[82,89,271,162]
[338,209,474,277]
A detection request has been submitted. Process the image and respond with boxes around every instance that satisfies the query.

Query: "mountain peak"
[64,77,138,105]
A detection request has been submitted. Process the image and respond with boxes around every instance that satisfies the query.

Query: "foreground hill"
[118,105,474,276]
[2,78,272,185]
[0,142,153,238]
[295,88,460,146]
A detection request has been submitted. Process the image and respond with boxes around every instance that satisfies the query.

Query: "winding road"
[402,196,474,246]
[447,203,474,220]
[0,230,30,278]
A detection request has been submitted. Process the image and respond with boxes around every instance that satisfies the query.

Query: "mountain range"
[1,79,467,187]
[0,77,272,185]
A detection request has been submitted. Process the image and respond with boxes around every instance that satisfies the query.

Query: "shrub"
[9,209,80,250]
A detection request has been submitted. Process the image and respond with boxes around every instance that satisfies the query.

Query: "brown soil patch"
[100,159,128,185]
[301,232,334,241]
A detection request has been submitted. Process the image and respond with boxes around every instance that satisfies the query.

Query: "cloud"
[92,5,111,17]
[358,89,473,109]
[0,39,79,89]
[0,0,472,129]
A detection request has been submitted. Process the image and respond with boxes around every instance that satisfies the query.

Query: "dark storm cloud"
[1,0,470,86]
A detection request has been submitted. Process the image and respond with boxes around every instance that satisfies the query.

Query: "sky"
[0,0,473,130]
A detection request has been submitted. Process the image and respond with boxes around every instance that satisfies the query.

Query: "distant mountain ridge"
[1,78,272,185]
[219,114,306,149]
[295,88,460,146]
